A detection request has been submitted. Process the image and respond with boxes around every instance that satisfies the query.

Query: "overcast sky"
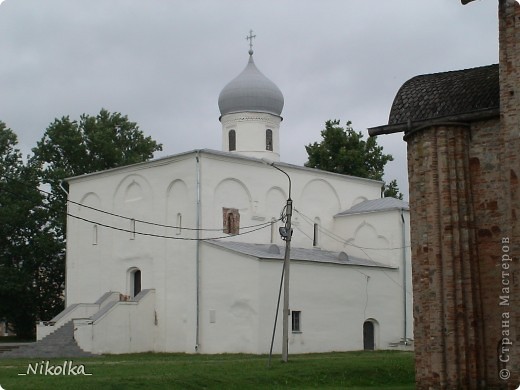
[0,0,499,198]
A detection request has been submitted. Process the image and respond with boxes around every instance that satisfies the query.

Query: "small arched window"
[92,224,98,245]
[130,219,136,240]
[270,217,277,243]
[266,129,273,151]
[229,130,236,151]
[313,217,321,247]
[176,213,182,235]
[128,268,142,298]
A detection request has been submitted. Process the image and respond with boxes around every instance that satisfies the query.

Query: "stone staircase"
[0,343,24,353]
[0,320,97,359]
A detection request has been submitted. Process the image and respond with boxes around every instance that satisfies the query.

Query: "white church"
[37,40,413,355]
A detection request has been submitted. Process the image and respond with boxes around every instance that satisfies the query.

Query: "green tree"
[305,119,403,198]
[0,110,162,337]
[31,108,163,240]
[0,123,63,338]
[383,179,403,200]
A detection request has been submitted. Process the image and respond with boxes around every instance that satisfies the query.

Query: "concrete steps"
[0,344,24,353]
[0,320,97,359]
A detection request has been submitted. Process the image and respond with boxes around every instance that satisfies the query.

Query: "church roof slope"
[66,148,383,187]
[335,197,409,217]
[206,241,395,269]
[369,64,499,136]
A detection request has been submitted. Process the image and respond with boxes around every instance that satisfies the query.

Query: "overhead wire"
[0,183,277,241]
[294,207,411,250]
[293,207,413,297]
[1,176,282,233]
[68,211,274,241]
[2,177,410,292]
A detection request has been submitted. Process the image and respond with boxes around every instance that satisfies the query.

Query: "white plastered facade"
[45,149,413,355]
[39,49,413,355]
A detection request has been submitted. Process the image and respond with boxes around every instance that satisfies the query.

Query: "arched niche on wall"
[213,178,252,230]
[299,179,341,220]
[166,179,190,235]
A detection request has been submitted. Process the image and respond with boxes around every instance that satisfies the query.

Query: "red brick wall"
[497,0,520,386]
[406,124,486,389]
[406,2,520,388]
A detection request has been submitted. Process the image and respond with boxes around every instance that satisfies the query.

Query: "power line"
[0,184,275,241]
[293,208,411,251]
[68,211,273,241]
[1,176,282,232]
[293,208,413,296]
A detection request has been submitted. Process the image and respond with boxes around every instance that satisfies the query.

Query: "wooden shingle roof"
[369,64,499,136]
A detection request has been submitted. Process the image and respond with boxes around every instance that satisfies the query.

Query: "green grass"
[0,350,415,389]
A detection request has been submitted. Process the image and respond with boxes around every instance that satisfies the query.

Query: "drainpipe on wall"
[195,151,201,352]
[401,208,408,345]
[60,181,69,307]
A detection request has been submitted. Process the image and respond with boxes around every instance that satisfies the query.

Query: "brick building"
[369,1,519,388]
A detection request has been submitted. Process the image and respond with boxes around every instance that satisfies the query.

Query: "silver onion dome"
[218,52,284,117]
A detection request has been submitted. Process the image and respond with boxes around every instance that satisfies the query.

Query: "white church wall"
[264,186,287,246]
[64,150,406,355]
[295,178,342,249]
[333,209,413,341]
[74,289,156,354]
[199,246,260,354]
[65,155,198,339]
[333,209,408,267]
[200,242,397,354]
[212,177,253,230]
[65,191,106,305]
[279,167,382,252]
[276,260,404,353]
[159,177,199,352]
[159,238,199,353]
[196,243,407,355]
[255,258,407,354]
[197,152,383,250]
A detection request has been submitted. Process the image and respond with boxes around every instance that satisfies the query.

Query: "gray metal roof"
[206,240,395,269]
[218,54,284,117]
[336,197,409,217]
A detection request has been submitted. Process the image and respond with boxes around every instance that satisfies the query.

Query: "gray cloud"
[0,0,499,198]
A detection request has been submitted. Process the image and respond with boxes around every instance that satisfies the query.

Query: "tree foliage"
[0,109,162,337]
[31,108,163,240]
[305,119,403,198]
[0,123,63,338]
[383,179,403,200]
